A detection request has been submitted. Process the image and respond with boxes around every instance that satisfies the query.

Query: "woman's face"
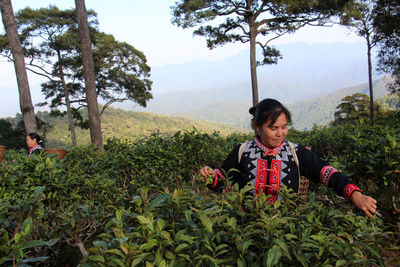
[26,135,38,148]
[256,113,288,148]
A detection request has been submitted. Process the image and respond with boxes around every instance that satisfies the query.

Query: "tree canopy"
[340,0,380,119]
[333,93,383,125]
[0,6,152,144]
[171,0,353,106]
[373,0,400,97]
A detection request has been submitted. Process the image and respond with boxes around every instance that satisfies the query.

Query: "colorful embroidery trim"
[320,166,338,187]
[256,159,268,195]
[256,159,281,204]
[266,160,281,204]
[255,137,284,156]
[211,169,224,188]
[343,184,362,200]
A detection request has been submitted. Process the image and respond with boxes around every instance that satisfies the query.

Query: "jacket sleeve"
[296,144,361,200]
[207,144,243,193]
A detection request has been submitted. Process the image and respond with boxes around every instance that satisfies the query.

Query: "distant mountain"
[132,76,392,131]
[148,42,373,99]
[288,76,393,129]
[114,41,390,130]
[123,41,381,111]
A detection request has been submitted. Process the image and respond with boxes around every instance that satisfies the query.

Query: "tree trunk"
[74,0,103,149]
[0,0,37,134]
[249,23,259,108]
[56,49,77,146]
[366,34,374,121]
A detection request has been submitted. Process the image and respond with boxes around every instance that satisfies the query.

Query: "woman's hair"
[27,132,44,145]
[249,98,292,129]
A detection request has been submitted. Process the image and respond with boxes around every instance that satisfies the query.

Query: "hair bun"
[249,106,256,116]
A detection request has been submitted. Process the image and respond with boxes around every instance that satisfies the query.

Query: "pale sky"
[0,0,363,117]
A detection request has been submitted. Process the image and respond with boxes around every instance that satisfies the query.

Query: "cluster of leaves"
[82,185,388,266]
[102,130,249,191]
[0,122,399,265]
[0,130,247,265]
[332,93,384,126]
[0,151,118,266]
[289,111,400,224]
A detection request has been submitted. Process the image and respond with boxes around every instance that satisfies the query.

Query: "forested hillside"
[37,106,250,147]
[288,76,394,129]
[158,76,394,130]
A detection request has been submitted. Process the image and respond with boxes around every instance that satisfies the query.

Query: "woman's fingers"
[361,196,377,218]
[351,192,378,218]
[199,166,214,177]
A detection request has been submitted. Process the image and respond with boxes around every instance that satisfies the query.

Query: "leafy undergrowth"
[0,119,399,266]
[81,185,393,266]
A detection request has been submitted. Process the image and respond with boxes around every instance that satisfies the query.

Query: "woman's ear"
[254,124,260,136]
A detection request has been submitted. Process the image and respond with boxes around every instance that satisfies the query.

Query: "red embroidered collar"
[29,145,41,153]
[255,137,284,156]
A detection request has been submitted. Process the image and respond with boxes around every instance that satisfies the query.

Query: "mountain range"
[115,41,391,129]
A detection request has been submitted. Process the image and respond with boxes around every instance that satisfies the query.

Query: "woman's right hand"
[199,166,216,178]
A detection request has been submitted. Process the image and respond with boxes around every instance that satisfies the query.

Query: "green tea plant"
[82,184,388,266]
[290,112,400,226]
[0,127,398,266]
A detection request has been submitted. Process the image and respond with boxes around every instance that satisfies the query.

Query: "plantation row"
[0,112,399,266]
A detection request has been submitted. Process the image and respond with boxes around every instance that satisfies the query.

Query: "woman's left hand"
[350,191,377,218]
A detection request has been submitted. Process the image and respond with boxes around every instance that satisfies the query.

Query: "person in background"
[26,132,44,157]
[199,98,377,218]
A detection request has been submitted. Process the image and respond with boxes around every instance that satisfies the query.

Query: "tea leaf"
[273,238,291,260]
[175,230,197,243]
[199,214,213,233]
[175,243,190,253]
[131,253,150,267]
[87,255,105,262]
[266,245,281,267]
[110,258,125,267]
[139,239,158,251]
[21,240,45,249]
[335,259,347,266]
[105,249,125,258]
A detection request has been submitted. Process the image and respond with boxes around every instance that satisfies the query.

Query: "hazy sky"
[0,0,363,117]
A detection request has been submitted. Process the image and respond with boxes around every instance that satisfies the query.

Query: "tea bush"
[81,185,388,266]
[0,123,398,266]
[290,112,400,225]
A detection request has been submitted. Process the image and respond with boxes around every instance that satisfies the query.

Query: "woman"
[26,132,44,157]
[199,98,377,218]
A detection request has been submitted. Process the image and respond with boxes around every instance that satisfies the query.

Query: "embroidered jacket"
[27,145,43,157]
[207,138,360,202]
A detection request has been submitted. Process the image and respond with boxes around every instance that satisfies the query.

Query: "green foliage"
[0,6,152,131]
[171,0,350,66]
[38,106,251,148]
[288,76,392,130]
[0,114,52,149]
[82,186,388,266]
[373,0,400,96]
[290,111,400,224]
[0,131,248,265]
[0,117,399,265]
[333,93,383,125]
[378,93,400,110]
[0,119,25,149]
